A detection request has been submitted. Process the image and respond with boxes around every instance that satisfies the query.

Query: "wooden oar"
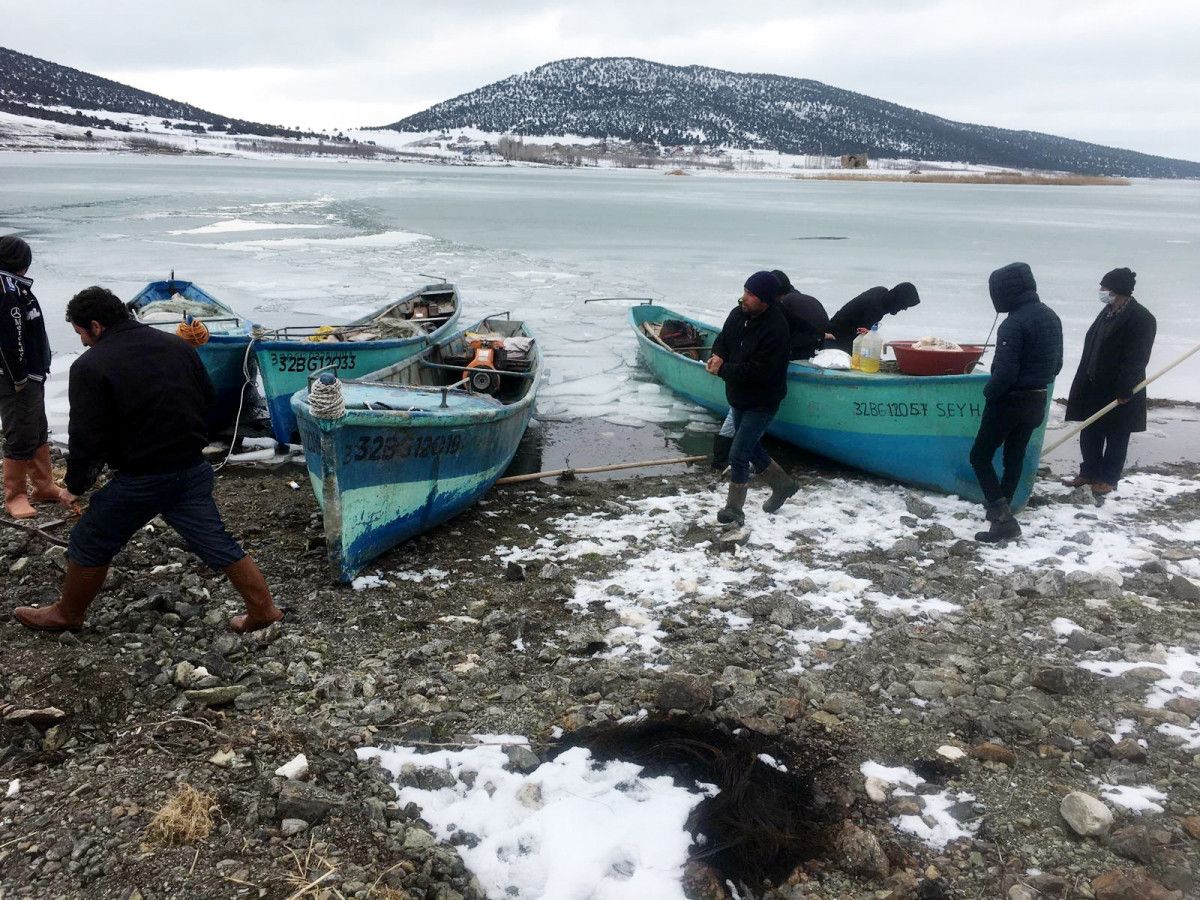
[496,455,708,485]
[1041,339,1200,457]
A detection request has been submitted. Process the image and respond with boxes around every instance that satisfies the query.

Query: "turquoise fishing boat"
[128,277,256,433]
[631,305,1051,508]
[292,316,540,582]
[255,282,462,445]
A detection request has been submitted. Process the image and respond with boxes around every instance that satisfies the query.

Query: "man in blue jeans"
[13,286,283,634]
[706,271,797,525]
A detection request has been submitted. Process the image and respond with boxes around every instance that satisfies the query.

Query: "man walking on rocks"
[706,271,797,525]
[969,262,1062,542]
[13,286,283,634]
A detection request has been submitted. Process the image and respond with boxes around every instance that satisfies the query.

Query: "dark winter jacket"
[65,319,215,495]
[984,263,1063,401]
[711,302,791,411]
[779,289,829,360]
[1065,298,1156,432]
[0,270,52,389]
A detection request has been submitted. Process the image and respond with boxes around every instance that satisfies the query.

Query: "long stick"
[496,455,707,485]
[0,516,69,547]
[1041,340,1200,457]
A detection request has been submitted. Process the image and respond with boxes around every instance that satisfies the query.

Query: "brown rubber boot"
[3,458,35,519]
[14,562,109,631]
[224,556,284,633]
[28,444,72,504]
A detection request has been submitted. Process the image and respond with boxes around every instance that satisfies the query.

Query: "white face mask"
[1098,290,1114,305]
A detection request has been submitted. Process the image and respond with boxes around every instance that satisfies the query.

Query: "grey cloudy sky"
[12,0,1200,160]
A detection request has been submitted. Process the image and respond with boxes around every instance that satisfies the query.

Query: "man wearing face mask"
[1063,268,1157,495]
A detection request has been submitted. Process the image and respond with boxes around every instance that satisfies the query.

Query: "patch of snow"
[351,574,391,591]
[1098,783,1167,814]
[359,743,701,899]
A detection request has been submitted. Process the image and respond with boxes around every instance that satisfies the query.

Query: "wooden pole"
[496,455,708,485]
[1041,340,1200,457]
[0,516,69,548]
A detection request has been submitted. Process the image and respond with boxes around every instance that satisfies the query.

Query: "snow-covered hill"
[382,57,1200,179]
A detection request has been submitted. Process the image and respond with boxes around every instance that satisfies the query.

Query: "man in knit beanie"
[705,271,798,525]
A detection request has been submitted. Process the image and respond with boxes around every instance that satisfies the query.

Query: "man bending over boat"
[969,263,1062,542]
[825,282,920,353]
[705,271,798,525]
[12,286,284,635]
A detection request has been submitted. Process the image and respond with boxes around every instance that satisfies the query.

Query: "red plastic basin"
[889,341,987,376]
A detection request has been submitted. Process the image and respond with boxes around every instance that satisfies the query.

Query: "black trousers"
[1079,421,1132,485]
[0,377,49,460]
[970,390,1047,504]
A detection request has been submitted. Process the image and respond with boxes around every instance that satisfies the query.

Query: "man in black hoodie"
[969,263,1062,542]
[13,286,284,635]
[772,269,828,361]
[825,282,920,353]
[1063,267,1156,495]
[707,271,797,525]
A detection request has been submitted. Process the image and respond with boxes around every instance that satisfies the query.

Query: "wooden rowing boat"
[255,282,462,444]
[128,277,256,433]
[292,316,540,581]
[630,304,1051,507]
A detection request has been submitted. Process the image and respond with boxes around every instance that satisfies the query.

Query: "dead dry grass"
[801,170,1130,186]
[143,783,215,846]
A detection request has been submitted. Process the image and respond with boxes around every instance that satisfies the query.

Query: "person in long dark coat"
[771,269,828,361]
[1064,267,1156,495]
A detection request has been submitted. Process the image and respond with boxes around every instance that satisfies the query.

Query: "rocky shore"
[1,456,1198,899]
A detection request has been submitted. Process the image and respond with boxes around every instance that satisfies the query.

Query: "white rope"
[308,376,347,420]
[212,337,259,472]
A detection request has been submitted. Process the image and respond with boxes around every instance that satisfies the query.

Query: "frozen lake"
[3,152,1199,457]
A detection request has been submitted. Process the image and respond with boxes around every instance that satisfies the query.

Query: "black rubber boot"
[975,499,1021,543]
[711,435,733,471]
[761,460,799,513]
[717,482,749,526]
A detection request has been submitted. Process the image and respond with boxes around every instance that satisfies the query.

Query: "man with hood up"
[825,282,920,353]
[969,262,1062,542]
[706,271,798,525]
[1063,267,1156,495]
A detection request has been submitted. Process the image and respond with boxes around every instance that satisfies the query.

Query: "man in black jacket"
[13,287,283,634]
[707,271,797,525]
[772,269,828,361]
[0,236,70,519]
[969,263,1063,542]
[1063,267,1156,495]
[825,282,920,352]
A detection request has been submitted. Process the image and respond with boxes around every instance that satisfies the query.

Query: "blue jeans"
[1079,422,1131,485]
[69,462,246,569]
[728,407,774,483]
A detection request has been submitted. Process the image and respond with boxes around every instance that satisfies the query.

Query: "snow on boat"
[631,304,1051,508]
[292,316,540,582]
[255,282,462,445]
[128,277,257,433]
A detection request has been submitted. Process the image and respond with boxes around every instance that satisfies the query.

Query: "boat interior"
[133,293,235,327]
[274,287,459,343]
[353,318,537,406]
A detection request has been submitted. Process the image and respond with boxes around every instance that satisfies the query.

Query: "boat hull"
[129,279,256,432]
[256,301,462,445]
[630,305,1050,508]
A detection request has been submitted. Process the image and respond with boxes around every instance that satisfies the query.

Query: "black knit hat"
[1100,267,1135,296]
[770,269,794,293]
[744,270,782,304]
[0,235,32,274]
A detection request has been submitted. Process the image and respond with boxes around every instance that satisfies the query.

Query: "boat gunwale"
[129,278,255,337]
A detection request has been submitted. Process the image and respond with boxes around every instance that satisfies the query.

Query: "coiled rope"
[176,315,210,346]
[308,373,346,420]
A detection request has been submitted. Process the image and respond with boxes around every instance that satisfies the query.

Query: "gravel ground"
[1,451,1198,900]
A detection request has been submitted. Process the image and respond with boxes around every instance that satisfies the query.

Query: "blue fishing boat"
[128,277,257,433]
[292,316,540,582]
[255,282,462,445]
[631,304,1052,508]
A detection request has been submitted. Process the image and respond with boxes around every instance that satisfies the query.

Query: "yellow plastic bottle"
[859,324,883,374]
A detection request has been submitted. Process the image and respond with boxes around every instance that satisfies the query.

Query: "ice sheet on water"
[167,219,328,235]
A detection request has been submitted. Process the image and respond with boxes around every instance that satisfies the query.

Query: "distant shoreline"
[803,171,1131,186]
